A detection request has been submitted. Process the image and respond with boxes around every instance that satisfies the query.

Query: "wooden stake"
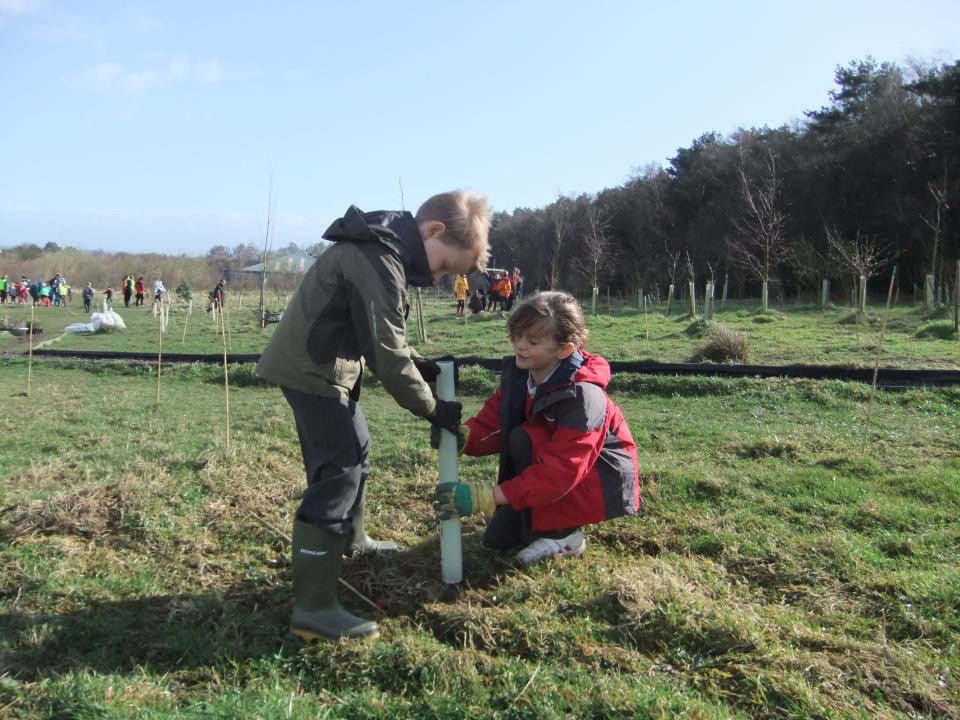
[156,306,163,405]
[862,268,896,454]
[643,293,649,341]
[221,301,231,453]
[26,304,34,398]
[955,260,960,333]
[181,302,190,344]
[223,299,232,351]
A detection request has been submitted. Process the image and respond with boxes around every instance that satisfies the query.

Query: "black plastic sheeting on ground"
[24,349,960,388]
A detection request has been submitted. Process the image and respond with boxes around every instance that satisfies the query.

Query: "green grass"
[1,354,958,718]
[2,294,958,367]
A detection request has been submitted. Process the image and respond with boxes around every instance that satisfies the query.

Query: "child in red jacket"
[434,291,640,565]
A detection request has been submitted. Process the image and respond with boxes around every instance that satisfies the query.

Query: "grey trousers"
[282,387,369,537]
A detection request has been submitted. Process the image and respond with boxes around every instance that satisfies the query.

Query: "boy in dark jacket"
[434,291,640,566]
[257,190,490,642]
[82,283,94,313]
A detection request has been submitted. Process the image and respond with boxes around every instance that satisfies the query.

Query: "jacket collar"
[323,206,433,287]
[504,349,585,417]
[530,349,583,415]
[393,212,433,287]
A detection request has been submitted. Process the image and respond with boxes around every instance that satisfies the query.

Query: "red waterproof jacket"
[463,350,640,531]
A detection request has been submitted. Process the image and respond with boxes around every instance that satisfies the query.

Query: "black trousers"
[483,506,576,551]
[482,425,577,551]
[282,387,370,537]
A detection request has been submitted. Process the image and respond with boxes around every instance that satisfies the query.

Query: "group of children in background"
[0,273,167,313]
[454,267,523,316]
[0,274,71,307]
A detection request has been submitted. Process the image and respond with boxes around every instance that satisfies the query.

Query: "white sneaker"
[515,530,585,566]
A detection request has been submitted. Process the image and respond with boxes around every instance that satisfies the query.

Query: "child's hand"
[433,482,496,519]
[429,423,470,454]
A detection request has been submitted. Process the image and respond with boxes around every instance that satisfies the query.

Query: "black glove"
[426,399,462,435]
[414,356,459,385]
[429,423,470,453]
[414,359,441,383]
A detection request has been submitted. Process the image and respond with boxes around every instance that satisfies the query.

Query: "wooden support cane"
[26,304,34,397]
[221,302,231,453]
[861,268,896,454]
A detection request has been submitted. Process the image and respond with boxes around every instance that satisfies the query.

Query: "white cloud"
[0,0,40,27]
[0,0,41,16]
[77,56,224,95]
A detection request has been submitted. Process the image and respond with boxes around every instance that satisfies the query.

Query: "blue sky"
[1,0,957,255]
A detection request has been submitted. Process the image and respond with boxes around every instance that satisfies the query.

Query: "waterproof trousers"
[282,387,369,537]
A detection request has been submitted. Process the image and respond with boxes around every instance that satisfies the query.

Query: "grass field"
[1,292,958,367]
[1,345,958,717]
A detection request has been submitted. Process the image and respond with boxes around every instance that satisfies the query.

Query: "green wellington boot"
[348,485,399,557]
[290,519,379,641]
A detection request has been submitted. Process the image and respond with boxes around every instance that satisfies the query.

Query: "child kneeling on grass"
[434,291,641,566]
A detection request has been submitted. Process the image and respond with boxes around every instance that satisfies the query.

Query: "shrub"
[915,321,958,340]
[838,310,878,325]
[690,323,750,363]
[683,318,711,337]
[923,303,951,320]
[175,279,193,302]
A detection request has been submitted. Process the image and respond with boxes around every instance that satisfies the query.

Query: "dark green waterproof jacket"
[256,206,436,417]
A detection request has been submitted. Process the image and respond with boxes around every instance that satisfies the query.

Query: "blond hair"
[415,190,490,272]
[507,291,589,349]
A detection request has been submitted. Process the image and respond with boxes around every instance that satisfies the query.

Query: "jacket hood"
[322,206,433,286]
[572,350,610,389]
[538,349,609,392]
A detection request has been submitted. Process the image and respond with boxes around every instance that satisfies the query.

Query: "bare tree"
[258,175,277,327]
[825,225,895,312]
[663,243,682,314]
[546,193,570,290]
[683,248,696,281]
[576,203,611,290]
[790,234,841,305]
[726,145,789,311]
[920,163,950,294]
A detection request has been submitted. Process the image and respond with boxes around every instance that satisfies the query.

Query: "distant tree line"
[489,58,960,304]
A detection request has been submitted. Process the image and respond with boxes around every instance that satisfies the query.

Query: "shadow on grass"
[0,534,511,682]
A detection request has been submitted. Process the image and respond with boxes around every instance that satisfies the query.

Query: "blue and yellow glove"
[429,423,470,454]
[433,482,496,520]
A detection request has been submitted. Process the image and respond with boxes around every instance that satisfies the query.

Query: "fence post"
[955,260,960,333]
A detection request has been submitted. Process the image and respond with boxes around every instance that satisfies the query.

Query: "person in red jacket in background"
[434,291,640,566]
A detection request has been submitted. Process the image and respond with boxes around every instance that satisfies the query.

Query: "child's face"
[421,223,477,282]
[511,322,575,376]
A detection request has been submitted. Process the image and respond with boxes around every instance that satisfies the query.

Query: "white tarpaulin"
[64,310,127,334]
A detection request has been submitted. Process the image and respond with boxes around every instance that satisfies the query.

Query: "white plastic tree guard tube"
[436,361,463,584]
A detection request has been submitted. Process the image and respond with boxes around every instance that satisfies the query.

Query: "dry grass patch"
[0,481,141,541]
[612,556,958,718]
[690,323,751,363]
